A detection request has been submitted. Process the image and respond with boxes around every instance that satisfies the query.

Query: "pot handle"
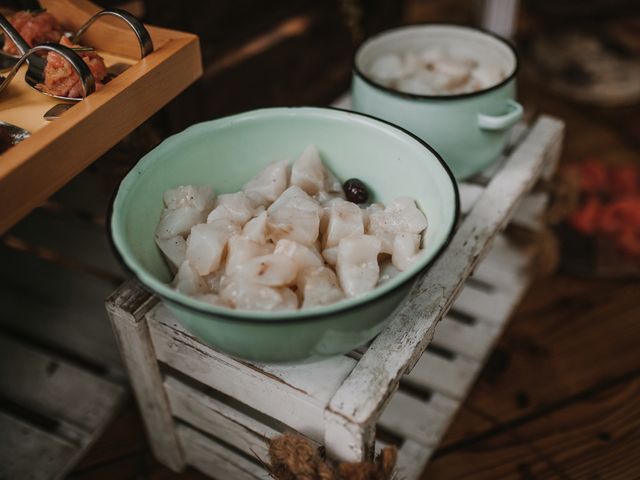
[478,99,523,131]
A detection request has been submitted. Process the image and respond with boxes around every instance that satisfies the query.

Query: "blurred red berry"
[609,164,639,198]
[598,197,640,234]
[568,196,602,235]
[616,228,640,258]
[579,159,608,194]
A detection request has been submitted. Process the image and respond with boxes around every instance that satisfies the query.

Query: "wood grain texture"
[424,376,640,479]
[106,282,185,472]
[0,0,202,234]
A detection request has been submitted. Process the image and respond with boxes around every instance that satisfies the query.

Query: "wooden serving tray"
[0,0,202,234]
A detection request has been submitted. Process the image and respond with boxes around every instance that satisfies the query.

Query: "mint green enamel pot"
[110,107,459,364]
[352,24,522,180]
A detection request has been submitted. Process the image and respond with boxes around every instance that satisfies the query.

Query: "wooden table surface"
[66,2,640,478]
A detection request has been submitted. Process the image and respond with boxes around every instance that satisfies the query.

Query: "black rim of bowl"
[352,23,520,101]
[107,106,461,325]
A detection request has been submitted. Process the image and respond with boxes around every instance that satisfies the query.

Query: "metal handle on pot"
[477,100,523,131]
[70,8,154,58]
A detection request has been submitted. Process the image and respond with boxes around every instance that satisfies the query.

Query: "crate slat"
[0,334,124,433]
[177,424,269,480]
[431,316,499,361]
[165,376,277,463]
[0,246,124,376]
[0,411,76,480]
[148,305,356,442]
[379,390,457,446]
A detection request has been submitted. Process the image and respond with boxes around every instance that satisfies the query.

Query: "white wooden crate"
[106,111,564,479]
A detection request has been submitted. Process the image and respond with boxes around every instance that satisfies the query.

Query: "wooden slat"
[177,424,268,480]
[405,352,482,400]
[149,304,356,442]
[458,183,485,215]
[431,316,499,361]
[7,208,123,278]
[0,334,125,434]
[452,283,523,327]
[379,390,458,446]
[0,411,76,480]
[395,439,434,480]
[0,246,124,376]
[165,376,276,463]
[326,116,564,461]
[106,281,185,471]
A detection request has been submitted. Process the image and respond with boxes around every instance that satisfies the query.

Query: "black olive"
[343,178,369,204]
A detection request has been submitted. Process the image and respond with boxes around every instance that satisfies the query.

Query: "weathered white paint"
[178,424,269,480]
[106,281,185,471]
[165,375,278,463]
[149,304,356,442]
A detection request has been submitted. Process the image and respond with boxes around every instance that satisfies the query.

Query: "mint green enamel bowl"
[110,107,459,363]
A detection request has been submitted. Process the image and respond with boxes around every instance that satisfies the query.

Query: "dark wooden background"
[4,0,637,478]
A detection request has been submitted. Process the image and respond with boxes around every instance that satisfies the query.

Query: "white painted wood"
[432,315,499,361]
[149,304,356,443]
[395,439,434,480]
[324,409,375,462]
[512,192,549,231]
[165,376,277,463]
[405,351,482,399]
[379,390,457,446]
[328,116,564,430]
[452,282,521,327]
[106,281,185,472]
[458,183,485,214]
[178,424,269,480]
[0,334,125,434]
[0,411,76,480]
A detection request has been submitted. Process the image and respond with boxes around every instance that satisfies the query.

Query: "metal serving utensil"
[0,43,95,98]
[0,120,30,155]
[0,15,95,101]
[70,8,153,59]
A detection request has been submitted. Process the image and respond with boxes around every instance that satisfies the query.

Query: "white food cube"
[186,219,239,275]
[207,192,254,226]
[195,293,228,307]
[322,246,339,266]
[173,261,208,296]
[381,197,428,234]
[419,46,446,65]
[225,235,274,275]
[155,235,187,272]
[156,206,206,239]
[163,185,215,212]
[336,234,381,298]
[234,253,298,286]
[242,160,290,207]
[290,145,325,196]
[221,281,298,311]
[431,58,472,91]
[241,210,269,244]
[392,232,421,271]
[366,208,395,254]
[273,239,323,271]
[298,266,345,308]
[396,75,434,96]
[323,198,364,248]
[267,186,321,245]
[471,66,504,90]
[369,53,404,82]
